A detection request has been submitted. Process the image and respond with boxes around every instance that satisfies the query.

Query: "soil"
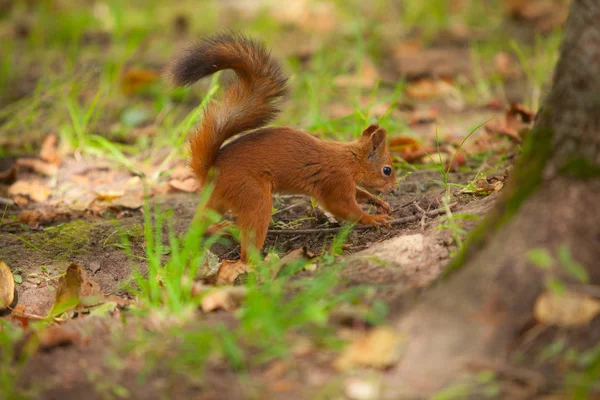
[0,154,505,399]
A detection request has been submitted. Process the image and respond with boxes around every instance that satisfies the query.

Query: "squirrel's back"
[166,33,287,186]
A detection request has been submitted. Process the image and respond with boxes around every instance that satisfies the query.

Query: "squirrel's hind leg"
[234,183,273,262]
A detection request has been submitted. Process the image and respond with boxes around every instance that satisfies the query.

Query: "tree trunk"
[385,0,600,396]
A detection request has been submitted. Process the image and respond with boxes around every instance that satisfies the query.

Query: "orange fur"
[167,34,397,261]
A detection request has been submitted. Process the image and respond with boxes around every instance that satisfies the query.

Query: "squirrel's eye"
[383,166,392,176]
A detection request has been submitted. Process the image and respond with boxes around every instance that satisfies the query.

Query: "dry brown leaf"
[38,325,80,351]
[405,78,455,100]
[485,103,535,144]
[8,180,51,203]
[335,326,404,371]
[200,286,247,312]
[493,51,512,77]
[51,264,104,317]
[121,67,159,95]
[445,151,467,172]
[39,135,61,165]
[534,290,600,327]
[16,158,58,176]
[0,165,17,184]
[168,178,198,193]
[18,210,43,227]
[216,260,251,284]
[408,108,438,126]
[269,247,316,279]
[334,58,379,89]
[94,189,125,201]
[170,165,194,181]
[0,261,17,315]
[270,0,338,34]
[388,137,433,164]
[504,0,569,32]
[111,193,144,211]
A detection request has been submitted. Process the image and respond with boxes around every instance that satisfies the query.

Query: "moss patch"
[559,156,600,180]
[30,220,96,261]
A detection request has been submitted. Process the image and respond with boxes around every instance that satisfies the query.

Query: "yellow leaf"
[8,180,51,203]
[200,286,247,312]
[95,190,125,201]
[51,264,104,317]
[335,326,404,371]
[0,261,16,314]
[534,290,600,327]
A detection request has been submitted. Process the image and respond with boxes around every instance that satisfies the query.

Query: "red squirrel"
[167,33,397,261]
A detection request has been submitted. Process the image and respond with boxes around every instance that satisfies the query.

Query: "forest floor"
[0,1,582,399]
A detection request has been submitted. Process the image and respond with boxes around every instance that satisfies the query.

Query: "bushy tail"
[166,33,287,186]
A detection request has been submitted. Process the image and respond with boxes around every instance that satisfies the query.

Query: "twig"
[271,202,307,217]
[275,194,307,200]
[412,201,427,215]
[268,204,455,236]
[0,197,15,207]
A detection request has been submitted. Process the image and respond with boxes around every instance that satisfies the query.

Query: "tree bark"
[385,0,600,396]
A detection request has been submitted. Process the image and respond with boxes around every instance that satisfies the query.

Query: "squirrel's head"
[355,124,397,194]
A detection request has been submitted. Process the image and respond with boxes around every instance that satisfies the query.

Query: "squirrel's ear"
[368,128,387,158]
[361,123,380,137]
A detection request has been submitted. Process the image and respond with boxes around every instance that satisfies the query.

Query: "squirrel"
[167,33,397,261]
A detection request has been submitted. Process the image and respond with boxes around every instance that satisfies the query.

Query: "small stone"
[344,378,380,400]
[89,262,101,275]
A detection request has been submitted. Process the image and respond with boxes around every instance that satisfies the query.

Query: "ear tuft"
[367,128,387,159]
[361,123,380,137]
[370,128,387,148]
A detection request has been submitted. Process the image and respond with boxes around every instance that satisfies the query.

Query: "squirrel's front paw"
[375,199,392,214]
[362,213,392,229]
[374,214,392,229]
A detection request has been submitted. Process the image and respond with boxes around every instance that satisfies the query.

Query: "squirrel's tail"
[166,33,287,186]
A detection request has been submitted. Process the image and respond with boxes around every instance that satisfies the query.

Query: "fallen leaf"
[12,195,30,206]
[485,103,535,144]
[0,261,17,315]
[269,247,316,279]
[200,286,247,312]
[216,260,251,285]
[445,151,467,172]
[394,47,472,81]
[168,178,198,193]
[270,0,338,34]
[94,190,125,201]
[0,165,17,184]
[16,158,58,176]
[408,108,438,126]
[504,0,569,32]
[111,193,143,210]
[170,165,194,181]
[459,178,499,196]
[51,264,104,317]
[405,78,455,100]
[334,58,379,88]
[39,135,61,165]
[534,290,600,327]
[38,325,80,351]
[121,67,159,95]
[335,326,404,371]
[8,180,51,203]
[493,51,513,77]
[18,210,43,227]
[388,137,434,163]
